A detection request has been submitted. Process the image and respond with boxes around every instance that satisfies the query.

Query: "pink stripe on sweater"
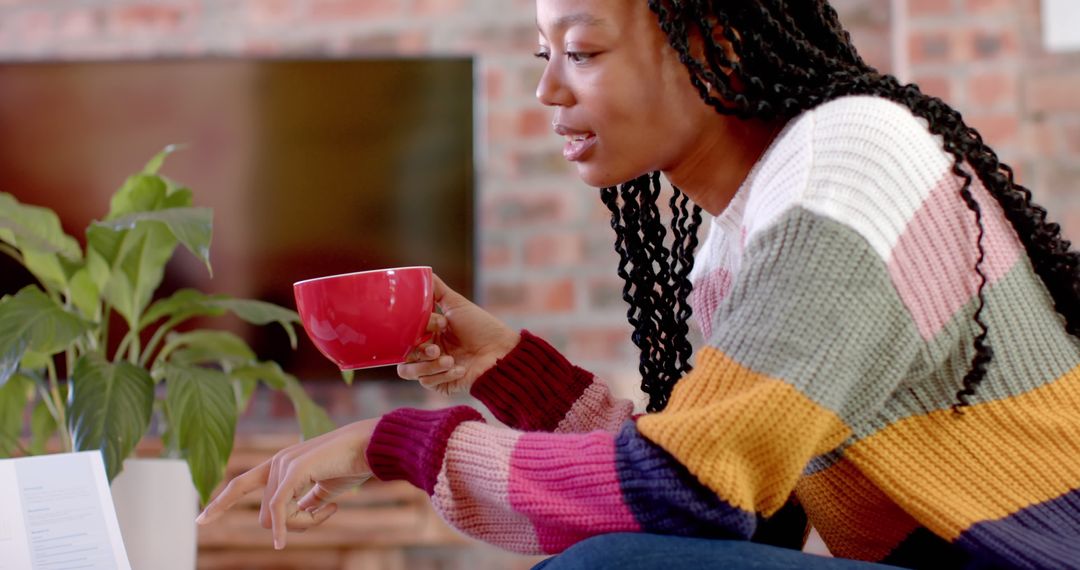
[508,431,640,553]
[432,424,544,554]
[555,379,635,434]
[690,267,732,340]
[887,171,1023,340]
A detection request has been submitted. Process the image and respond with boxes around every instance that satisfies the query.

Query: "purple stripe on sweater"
[471,330,595,432]
[366,406,484,494]
[613,421,757,538]
[955,486,1080,568]
[508,430,640,553]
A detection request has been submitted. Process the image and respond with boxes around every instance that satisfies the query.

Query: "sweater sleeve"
[366,206,926,555]
[469,330,634,433]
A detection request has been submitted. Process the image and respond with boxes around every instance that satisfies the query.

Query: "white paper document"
[0,451,131,570]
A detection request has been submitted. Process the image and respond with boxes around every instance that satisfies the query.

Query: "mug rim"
[293,265,432,287]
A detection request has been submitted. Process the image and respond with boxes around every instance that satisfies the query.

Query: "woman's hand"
[398,274,520,395]
[195,418,379,550]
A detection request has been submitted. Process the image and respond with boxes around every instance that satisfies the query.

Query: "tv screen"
[0,58,475,381]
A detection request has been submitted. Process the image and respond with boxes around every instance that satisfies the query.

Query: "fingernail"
[425,345,438,357]
[274,538,283,550]
[451,367,464,377]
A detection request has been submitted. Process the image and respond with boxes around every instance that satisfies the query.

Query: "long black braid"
[601,174,702,412]
[607,0,1079,413]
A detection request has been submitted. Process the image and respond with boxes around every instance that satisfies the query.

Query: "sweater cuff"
[469,329,594,432]
[366,406,484,494]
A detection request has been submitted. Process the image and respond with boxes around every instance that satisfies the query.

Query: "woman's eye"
[534,50,550,61]
[566,51,594,65]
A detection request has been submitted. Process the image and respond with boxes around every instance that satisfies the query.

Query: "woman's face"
[535,0,717,188]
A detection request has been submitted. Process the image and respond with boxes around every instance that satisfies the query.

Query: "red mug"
[293,266,434,370]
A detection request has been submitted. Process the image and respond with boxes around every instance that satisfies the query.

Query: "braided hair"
[606,0,1080,413]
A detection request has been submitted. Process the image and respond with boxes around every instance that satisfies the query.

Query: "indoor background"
[0,1,1077,569]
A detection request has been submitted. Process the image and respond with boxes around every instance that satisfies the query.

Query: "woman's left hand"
[195,417,380,550]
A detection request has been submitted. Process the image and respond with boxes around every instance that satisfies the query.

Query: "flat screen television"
[0,58,475,381]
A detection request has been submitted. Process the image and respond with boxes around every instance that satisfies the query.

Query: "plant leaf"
[230,362,334,439]
[0,192,82,259]
[92,221,177,328]
[0,373,32,458]
[67,354,154,481]
[140,289,226,329]
[98,208,212,275]
[0,287,93,386]
[140,289,299,348]
[68,267,101,321]
[163,363,237,505]
[142,144,184,176]
[0,336,27,389]
[106,173,168,221]
[208,299,300,349]
[30,393,58,455]
[162,330,256,368]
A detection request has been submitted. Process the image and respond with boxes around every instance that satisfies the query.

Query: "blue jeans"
[531,534,904,570]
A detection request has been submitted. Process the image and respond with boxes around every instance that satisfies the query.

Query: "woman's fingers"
[270,465,314,550]
[196,461,271,525]
[398,355,456,381]
[285,503,338,533]
[418,366,466,390]
[404,342,441,364]
[426,311,447,333]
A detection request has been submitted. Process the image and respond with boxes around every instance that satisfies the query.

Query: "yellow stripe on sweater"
[847,364,1080,540]
[797,458,920,561]
[637,346,851,515]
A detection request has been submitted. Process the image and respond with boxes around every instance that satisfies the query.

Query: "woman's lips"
[553,124,597,162]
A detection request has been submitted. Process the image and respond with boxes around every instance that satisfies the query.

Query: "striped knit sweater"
[366,96,1080,568]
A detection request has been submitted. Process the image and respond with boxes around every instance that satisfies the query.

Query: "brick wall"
[902,0,1080,240]
[1,1,1076,568]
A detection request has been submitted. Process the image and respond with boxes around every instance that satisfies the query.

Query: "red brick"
[1023,119,1060,156]
[108,4,190,34]
[908,29,954,65]
[968,113,1021,148]
[514,148,572,177]
[969,27,1018,61]
[566,326,631,361]
[483,66,505,102]
[484,192,575,228]
[524,232,583,266]
[912,73,953,101]
[480,240,513,268]
[1026,73,1080,113]
[308,0,399,20]
[413,0,466,15]
[908,0,953,18]
[483,278,575,313]
[587,276,627,310]
[245,0,293,27]
[964,0,1013,14]
[518,107,553,138]
[56,9,99,39]
[966,71,1016,109]
[1063,123,1080,156]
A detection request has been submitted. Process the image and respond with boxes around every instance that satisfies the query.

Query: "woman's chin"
[575,163,644,189]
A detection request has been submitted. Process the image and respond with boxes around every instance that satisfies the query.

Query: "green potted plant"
[0,146,338,569]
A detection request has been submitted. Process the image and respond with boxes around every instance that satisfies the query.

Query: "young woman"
[197,1,1080,568]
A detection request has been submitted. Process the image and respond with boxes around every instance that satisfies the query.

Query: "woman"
[197,0,1080,568]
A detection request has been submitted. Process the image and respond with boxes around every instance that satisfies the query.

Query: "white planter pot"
[110,458,199,570]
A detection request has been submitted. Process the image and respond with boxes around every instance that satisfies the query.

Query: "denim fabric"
[532,534,904,570]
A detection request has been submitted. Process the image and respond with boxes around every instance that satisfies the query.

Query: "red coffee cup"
[293,266,434,370]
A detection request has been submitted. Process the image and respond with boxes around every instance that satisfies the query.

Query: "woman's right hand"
[397,274,520,395]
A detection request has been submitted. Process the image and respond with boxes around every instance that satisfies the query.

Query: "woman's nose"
[536,62,573,107]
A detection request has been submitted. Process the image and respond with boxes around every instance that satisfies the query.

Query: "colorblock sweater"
[366,96,1080,568]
